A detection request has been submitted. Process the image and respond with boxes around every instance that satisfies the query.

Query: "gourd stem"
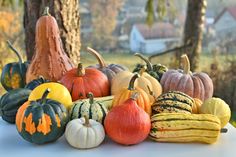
[139,66,147,76]
[77,63,85,76]
[130,92,139,100]
[84,116,90,127]
[87,92,94,104]
[134,53,153,71]
[42,7,50,16]
[128,73,140,90]
[181,54,190,74]
[87,47,107,68]
[40,88,50,104]
[220,128,228,133]
[6,40,23,63]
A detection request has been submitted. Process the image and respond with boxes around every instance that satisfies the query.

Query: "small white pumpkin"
[65,117,105,149]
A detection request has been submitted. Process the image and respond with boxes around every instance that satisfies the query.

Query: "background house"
[129,23,180,54]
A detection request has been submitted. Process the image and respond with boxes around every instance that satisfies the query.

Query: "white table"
[1,118,236,157]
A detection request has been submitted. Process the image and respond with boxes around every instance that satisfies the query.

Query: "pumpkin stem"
[181,54,191,74]
[42,7,51,16]
[139,66,147,76]
[87,47,107,68]
[84,116,90,127]
[77,63,85,76]
[40,88,51,104]
[87,92,94,104]
[130,92,139,100]
[6,40,23,63]
[134,53,153,71]
[128,73,140,90]
[220,128,228,133]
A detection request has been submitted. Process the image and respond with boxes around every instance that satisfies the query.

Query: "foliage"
[89,0,124,50]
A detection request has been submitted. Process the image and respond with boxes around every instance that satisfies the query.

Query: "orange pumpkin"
[26,7,74,83]
[105,93,151,145]
[192,98,203,114]
[112,73,151,115]
[60,63,110,101]
[160,54,213,101]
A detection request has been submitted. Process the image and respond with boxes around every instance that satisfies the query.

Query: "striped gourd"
[152,91,194,114]
[149,113,221,144]
[70,93,108,124]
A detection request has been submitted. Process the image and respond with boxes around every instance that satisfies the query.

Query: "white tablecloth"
[0,118,236,157]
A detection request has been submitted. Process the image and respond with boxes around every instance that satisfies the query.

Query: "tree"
[23,0,81,64]
[89,0,123,50]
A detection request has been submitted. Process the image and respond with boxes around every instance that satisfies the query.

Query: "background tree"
[89,0,123,50]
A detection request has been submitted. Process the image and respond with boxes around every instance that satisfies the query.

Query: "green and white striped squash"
[70,93,108,124]
[152,91,194,114]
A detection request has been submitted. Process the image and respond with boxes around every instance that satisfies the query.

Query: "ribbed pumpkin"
[0,88,31,123]
[1,41,29,91]
[25,76,50,90]
[60,63,110,101]
[111,70,162,103]
[26,7,74,83]
[112,73,151,115]
[192,98,202,114]
[16,89,69,144]
[70,93,108,124]
[105,93,151,145]
[152,91,194,114]
[28,82,72,110]
[87,47,128,83]
[160,54,213,101]
[133,53,168,81]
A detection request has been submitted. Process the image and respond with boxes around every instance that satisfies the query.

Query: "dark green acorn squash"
[1,41,29,91]
[133,53,168,81]
[25,76,50,90]
[16,89,69,144]
[0,88,31,123]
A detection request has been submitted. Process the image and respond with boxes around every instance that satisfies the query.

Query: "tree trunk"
[180,0,207,71]
[24,0,81,64]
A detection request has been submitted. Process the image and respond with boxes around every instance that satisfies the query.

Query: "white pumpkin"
[65,117,105,149]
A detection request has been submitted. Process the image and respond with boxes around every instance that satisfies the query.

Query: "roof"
[214,6,236,24]
[134,23,177,40]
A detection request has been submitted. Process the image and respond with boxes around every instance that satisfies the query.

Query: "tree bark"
[180,0,207,71]
[24,0,81,64]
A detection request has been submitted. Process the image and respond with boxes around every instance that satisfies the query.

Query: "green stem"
[87,92,94,104]
[42,6,51,16]
[84,116,90,127]
[128,73,140,90]
[40,88,50,104]
[134,53,153,71]
[87,47,107,68]
[181,54,191,74]
[7,40,23,63]
[77,63,85,76]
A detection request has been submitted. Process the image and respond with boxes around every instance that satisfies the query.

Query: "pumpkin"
[200,97,231,128]
[152,91,194,114]
[28,82,72,110]
[25,76,50,90]
[16,89,69,144]
[160,54,213,101]
[1,41,29,91]
[60,63,110,101]
[87,47,129,83]
[65,117,105,149]
[192,98,202,114]
[105,93,151,145]
[26,7,74,83]
[70,92,108,124]
[0,88,31,123]
[133,53,168,81]
[111,69,162,103]
[112,73,151,115]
